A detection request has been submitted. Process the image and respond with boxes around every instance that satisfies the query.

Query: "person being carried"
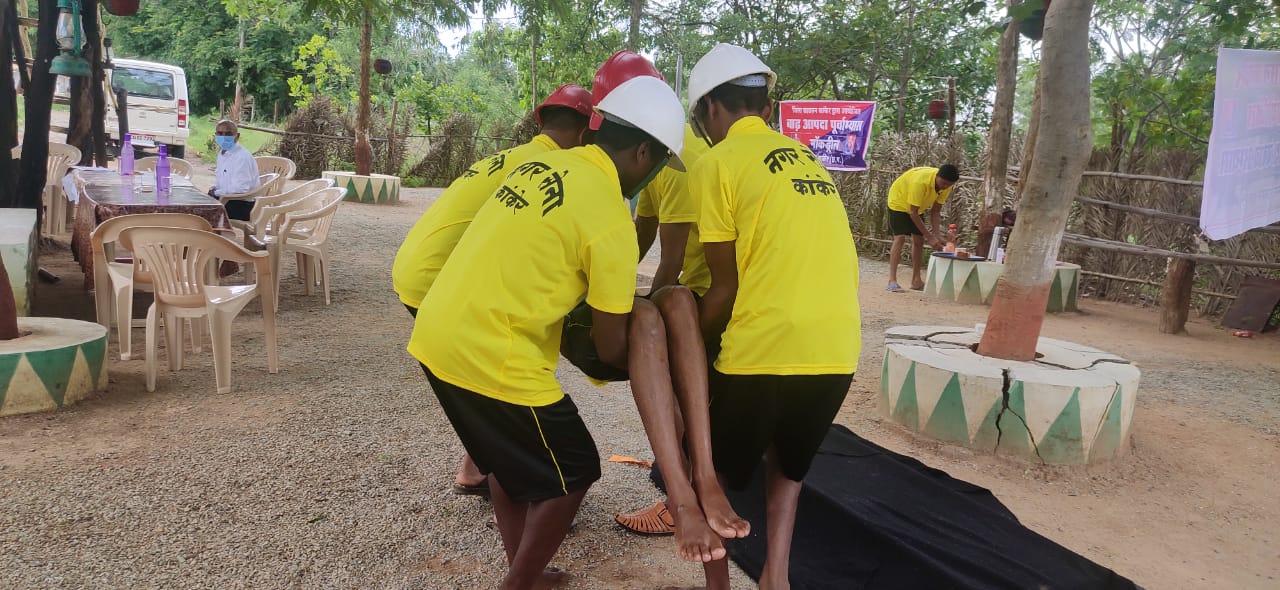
[410,76,720,589]
[560,51,749,548]
[392,84,595,498]
[206,119,260,221]
[686,43,863,590]
[885,164,959,291]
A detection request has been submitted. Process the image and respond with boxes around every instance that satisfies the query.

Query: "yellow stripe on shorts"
[529,407,568,495]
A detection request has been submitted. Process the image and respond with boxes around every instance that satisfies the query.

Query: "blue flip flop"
[886,282,905,292]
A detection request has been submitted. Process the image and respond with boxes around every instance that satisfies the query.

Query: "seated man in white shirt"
[207,119,260,221]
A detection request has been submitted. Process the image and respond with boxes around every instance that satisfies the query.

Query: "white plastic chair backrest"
[248,178,333,228]
[135,156,194,180]
[254,187,344,241]
[118,227,257,309]
[91,213,213,285]
[9,146,19,158]
[279,188,344,247]
[46,143,81,189]
[255,156,296,195]
[255,172,280,195]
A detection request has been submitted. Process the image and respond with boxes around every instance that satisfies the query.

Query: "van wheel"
[169,145,185,159]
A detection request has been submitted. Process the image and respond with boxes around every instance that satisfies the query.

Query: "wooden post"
[273,101,279,126]
[386,97,398,174]
[1159,257,1195,334]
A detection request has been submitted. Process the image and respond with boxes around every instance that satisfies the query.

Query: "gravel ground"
[2,181,1277,589]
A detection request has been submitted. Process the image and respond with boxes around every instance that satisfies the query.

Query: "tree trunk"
[2,0,20,207]
[627,0,642,51]
[1015,65,1043,203]
[1159,258,1194,334]
[978,0,1094,361]
[16,0,59,219]
[232,17,245,122]
[978,1,1021,257]
[353,8,372,176]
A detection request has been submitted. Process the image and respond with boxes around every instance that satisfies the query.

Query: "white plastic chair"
[135,156,194,179]
[229,177,333,240]
[119,226,278,394]
[91,213,214,361]
[12,143,81,234]
[246,187,344,305]
[218,172,280,207]
[254,156,296,196]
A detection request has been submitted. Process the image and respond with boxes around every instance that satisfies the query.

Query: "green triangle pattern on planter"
[1039,387,1086,464]
[923,373,970,444]
[998,380,1034,458]
[892,362,919,430]
[971,396,1003,450]
[0,352,21,413]
[1049,273,1065,312]
[377,180,388,203]
[1089,385,1124,461]
[80,336,107,388]
[27,344,79,407]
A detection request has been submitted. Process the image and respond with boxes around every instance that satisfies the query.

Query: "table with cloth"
[69,170,237,289]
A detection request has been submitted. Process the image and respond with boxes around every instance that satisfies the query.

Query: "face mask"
[215,136,237,151]
[624,153,671,200]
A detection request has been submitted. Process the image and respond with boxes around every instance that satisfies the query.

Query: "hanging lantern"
[102,0,140,16]
[374,59,393,75]
[50,0,91,78]
[927,99,948,120]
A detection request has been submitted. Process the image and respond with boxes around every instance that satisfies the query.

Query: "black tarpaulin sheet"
[653,425,1138,590]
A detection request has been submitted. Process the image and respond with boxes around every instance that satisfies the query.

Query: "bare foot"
[532,566,568,589]
[695,481,750,539]
[669,501,727,563]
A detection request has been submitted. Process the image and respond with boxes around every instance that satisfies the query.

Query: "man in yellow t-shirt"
[391,84,593,498]
[686,43,862,589]
[885,164,959,291]
[409,77,712,586]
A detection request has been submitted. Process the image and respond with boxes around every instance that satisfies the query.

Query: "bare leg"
[491,475,586,590]
[910,235,925,290]
[702,554,732,590]
[455,453,485,487]
[652,286,749,539]
[758,446,802,590]
[888,235,905,286]
[629,298,726,563]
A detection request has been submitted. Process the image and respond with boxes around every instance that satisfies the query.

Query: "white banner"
[1201,48,1280,240]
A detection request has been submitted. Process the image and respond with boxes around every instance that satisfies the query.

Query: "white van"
[104,58,190,158]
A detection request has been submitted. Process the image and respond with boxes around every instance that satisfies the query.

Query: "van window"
[111,67,174,100]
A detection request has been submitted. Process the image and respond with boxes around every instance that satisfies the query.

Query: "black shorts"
[404,303,418,318]
[887,209,922,236]
[561,301,630,382]
[421,364,601,502]
[708,371,854,489]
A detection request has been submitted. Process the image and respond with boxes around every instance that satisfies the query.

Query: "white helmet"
[687,43,776,114]
[595,76,688,171]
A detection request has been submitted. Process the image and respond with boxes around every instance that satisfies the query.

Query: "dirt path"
[1,187,1277,589]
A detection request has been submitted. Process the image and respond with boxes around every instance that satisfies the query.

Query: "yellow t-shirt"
[636,126,712,295]
[392,134,561,308]
[693,116,861,375]
[409,145,639,406]
[886,166,954,213]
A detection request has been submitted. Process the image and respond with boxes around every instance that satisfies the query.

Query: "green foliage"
[104,0,323,115]
[288,34,355,107]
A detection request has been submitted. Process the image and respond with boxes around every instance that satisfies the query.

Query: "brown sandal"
[615,501,675,535]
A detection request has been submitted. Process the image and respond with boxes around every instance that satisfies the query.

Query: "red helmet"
[534,84,594,126]
[589,51,665,130]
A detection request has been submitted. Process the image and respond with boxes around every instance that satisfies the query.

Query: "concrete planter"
[925,257,1080,312]
[1,209,38,316]
[1,318,109,417]
[322,171,400,205]
[881,326,1139,464]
